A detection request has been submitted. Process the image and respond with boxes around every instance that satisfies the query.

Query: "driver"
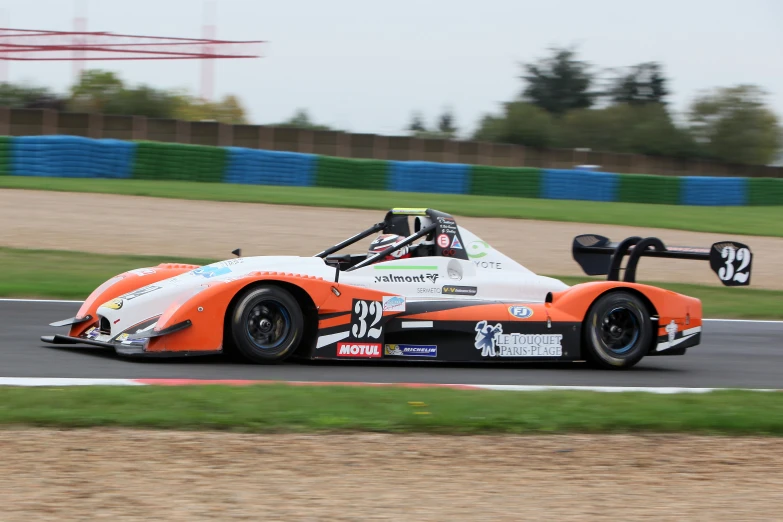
[366,234,411,263]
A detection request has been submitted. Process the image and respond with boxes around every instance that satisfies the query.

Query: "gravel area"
[0,429,781,521]
[1,189,782,289]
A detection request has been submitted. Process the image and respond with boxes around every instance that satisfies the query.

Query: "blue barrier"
[389,161,469,195]
[224,148,315,187]
[542,169,619,202]
[10,135,135,179]
[0,135,775,206]
[680,176,748,206]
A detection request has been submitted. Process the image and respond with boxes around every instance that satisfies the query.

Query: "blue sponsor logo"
[474,321,502,356]
[384,344,437,357]
[508,306,534,319]
[383,296,406,311]
[192,266,232,279]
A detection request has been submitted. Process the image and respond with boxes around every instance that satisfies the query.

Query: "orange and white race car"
[42,208,753,369]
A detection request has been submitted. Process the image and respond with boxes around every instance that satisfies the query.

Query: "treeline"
[0,70,248,124]
[2,47,782,167]
[410,47,782,166]
[262,47,783,167]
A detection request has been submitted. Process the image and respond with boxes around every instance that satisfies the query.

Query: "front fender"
[69,263,200,337]
[146,273,338,353]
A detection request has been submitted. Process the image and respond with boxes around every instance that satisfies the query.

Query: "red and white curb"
[0,377,778,393]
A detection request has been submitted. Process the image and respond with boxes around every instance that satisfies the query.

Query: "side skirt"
[652,327,702,355]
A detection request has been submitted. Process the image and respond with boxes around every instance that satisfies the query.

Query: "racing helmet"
[367,234,411,262]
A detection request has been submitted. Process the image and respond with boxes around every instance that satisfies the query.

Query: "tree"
[688,85,782,165]
[556,103,698,157]
[68,69,124,113]
[64,68,249,122]
[437,108,457,137]
[520,46,596,116]
[173,94,248,124]
[473,102,556,148]
[608,62,669,105]
[274,109,334,130]
[405,109,458,139]
[407,111,426,133]
[211,95,248,124]
[0,82,64,109]
[103,85,180,118]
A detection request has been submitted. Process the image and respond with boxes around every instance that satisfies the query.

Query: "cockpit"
[316,208,469,271]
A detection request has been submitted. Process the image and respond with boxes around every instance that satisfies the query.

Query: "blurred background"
[0,2,782,520]
[0,0,780,175]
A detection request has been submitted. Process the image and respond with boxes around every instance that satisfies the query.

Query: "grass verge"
[1,247,781,319]
[0,384,781,435]
[1,177,780,237]
[0,247,212,300]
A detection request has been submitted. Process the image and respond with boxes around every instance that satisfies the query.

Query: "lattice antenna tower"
[0,1,264,100]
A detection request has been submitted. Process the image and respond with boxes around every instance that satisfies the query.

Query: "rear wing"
[572,234,753,286]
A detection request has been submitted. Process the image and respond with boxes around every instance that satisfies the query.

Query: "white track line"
[469,384,780,393]
[0,377,779,392]
[0,378,143,386]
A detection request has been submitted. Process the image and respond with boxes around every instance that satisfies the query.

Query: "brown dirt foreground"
[1,429,781,521]
[2,189,783,289]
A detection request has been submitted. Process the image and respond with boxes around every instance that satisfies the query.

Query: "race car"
[41,207,753,369]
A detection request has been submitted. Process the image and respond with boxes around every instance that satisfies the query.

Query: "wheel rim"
[599,306,640,354]
[245,299,291,350]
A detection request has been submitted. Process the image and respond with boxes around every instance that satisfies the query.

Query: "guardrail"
[1,135,781,206]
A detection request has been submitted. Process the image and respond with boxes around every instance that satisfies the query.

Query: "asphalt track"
[2,300,782,389]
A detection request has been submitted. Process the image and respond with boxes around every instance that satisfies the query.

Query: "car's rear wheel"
[583,291,652,369]
[230,285,303,364]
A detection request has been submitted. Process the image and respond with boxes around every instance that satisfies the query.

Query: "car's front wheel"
[583,291,653,369]
[230,285,304,364]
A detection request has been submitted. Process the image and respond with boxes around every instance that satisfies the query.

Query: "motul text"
[337,343,382,358]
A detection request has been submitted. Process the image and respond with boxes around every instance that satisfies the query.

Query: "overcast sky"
[2,0,781,137]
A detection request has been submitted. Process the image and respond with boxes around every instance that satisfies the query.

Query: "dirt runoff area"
[0,429,780,521]
[1,189,782,289]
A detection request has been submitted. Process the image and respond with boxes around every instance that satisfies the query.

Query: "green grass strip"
[0,247,212,300]
[1,247,781,319]
[0,177,779,237]
[0,385,781,435]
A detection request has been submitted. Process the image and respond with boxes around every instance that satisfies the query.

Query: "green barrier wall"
[748,178,783,206]
[618,173,681,205]
[3,134,781,206]
[314,156,388,190]
[131,141,227,183]
[0,136,11,176]
[468,166,541,198]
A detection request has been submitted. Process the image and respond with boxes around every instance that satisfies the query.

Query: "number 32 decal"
[709,242,752,287]
[351,300,383,339]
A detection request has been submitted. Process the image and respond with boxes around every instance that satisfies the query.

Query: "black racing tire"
[229,285,304,364]
[583,291,652,370]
